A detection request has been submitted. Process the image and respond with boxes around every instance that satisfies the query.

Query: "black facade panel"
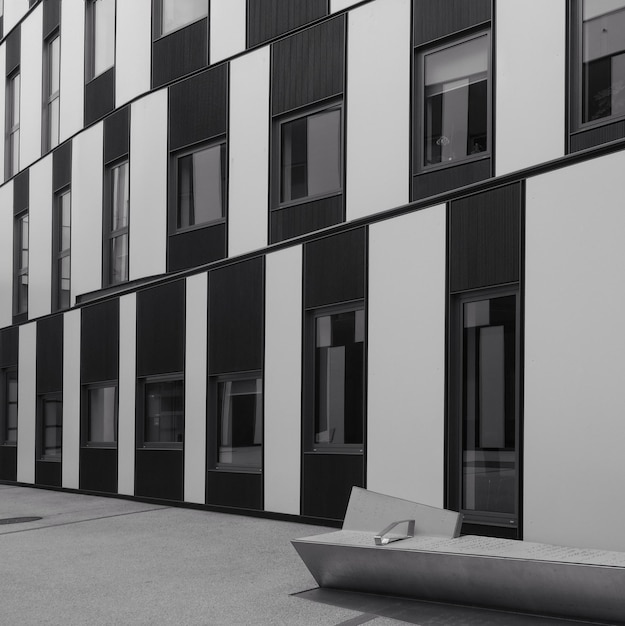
[206,471,262,509]
[85,67,116,126]
[0,446,17,481]
[450,183,521,292]
[152,19,208,89]
[304,227,366,308]
[104,106,130,164]
[412,159,491,201]
[302,453,364,520]
[413,0,491,46]
[136,280,185,377]
[135,449,183,501]
[570,121,625,152]
[6,27,20,75]
[208,257,264,375]
[247,0,328,47]
[13,169,29,214]
[43,0,61,39]
[53,141,72,191]
[81,299,120,384]
[169,65,228,151]
[0,326,18,367]
[271,196,344,243]
[168,224,227,272]
[35,460,62,487]
[272,15,345,115]
[36,315,64,394]
[79,448,118,494]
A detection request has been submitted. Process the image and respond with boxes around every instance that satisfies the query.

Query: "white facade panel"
[4,0,29,38]
[71,122,103,304]
[17,322,36,484]
[118,293,136,496]
[28,155,53,319]
[59,0,85,143]
[495,0,566,176]
[20,4,43,170]
[264,246,302,515]
[228,47,270,257]
[116,0,152,107]
[129,90,168,281]
[0,44,6,183]
[331,0,362,12]
[184,273,208,504]
[368,205,446,507]
[345,0,410,221]
[210,0,246,63]
[525,151,625,551]
[0,181,13,328]
[62,309,81,489]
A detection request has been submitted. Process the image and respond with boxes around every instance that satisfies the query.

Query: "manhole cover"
[0,516,42,525]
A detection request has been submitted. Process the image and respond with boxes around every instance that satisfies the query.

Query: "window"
[142,378,184,446]
[1,369,17,446]
[53,189,70,310]
[39,394,62,461]
[84,384,117,446]
[105,160,129,285]
[278,104,342,206]
[6,72,20,177]
[174,142,225,231]
[14,213,28,316]
[159,0,208,37]
[86,0,115,80]
[214,375,262,470]
[44,34,60,151]
[418,32,490,170]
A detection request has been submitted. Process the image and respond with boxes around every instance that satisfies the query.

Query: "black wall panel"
[35,460,61,487]
[6,26,20,75]
[302,454,364,520]
[0,327,18,367]
[43,0,61,39]
[53,141,72,191]
[450,183,521,292]
[80,448,118,493]
[81,299,119,384]
[413,0,491,46]
[412,159,491,201]
[248,0,328,47]
[37,315,64,394]
[85,67,115,126]
[168,224,227,272]
[272,15,345,115]
[208,257,264,375]
[0,446,17,481]
[136,280,185,377]
[270,196,343,243]
[13,169,29,214]
[169,65,228,150]
[152,19,208,88]
[304,228,366,308]
[570,120,625,153]
[206,471,262,510]
[104,106,130,164]
[135,449,183,500]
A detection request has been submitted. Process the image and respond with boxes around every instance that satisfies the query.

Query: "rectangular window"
[14,213,28,316]
[6,72,20,177]
[45,34,60,151]
[87,0,115,80]
[105,160,129,285]
[279,105,342,205]
[39,394,62,461]
[160,0,208,37]
[53,189,71,310]
[2,369,17,446]
[85,384,117,445]
[419,32,490,170]
[143,378,184,446]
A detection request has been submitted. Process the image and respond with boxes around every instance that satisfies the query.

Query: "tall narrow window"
[87,0,115,80]
[44,34,60,151]
[39,394,62,461]
[14,213,28,316]
[6,72,20,177]
[84,384,117,446]
[2,369,17,446]
[160,0,207,36]
[142,378,184,446]
[53,190,71,310]
[105,161,129,285]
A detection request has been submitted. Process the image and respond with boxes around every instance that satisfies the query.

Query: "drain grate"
[0,516,42,525]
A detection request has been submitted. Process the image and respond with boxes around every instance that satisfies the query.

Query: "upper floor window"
[105,160,129,286]
[45,34,60,151]
[53,189,71,310]
[2,369,17,446]
[6,72,20,177]
[159,0,208,37]
[14,212,28,316]
[86,0,115,80]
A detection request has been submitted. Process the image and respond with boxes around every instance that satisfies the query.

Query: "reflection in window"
[144,379,184,444]
[88,0,115,79]
[280,107,342,204]
[54,190,71,310]
[107,161,129,285]
[15,213,28,315]
[161,0,207,36]
[582,0,625,123]
[7,72,20,177]
[3,370,17,445]
[314,309,364,446]
[46,35,60,150]
[86,385,117,444]
[422,34,489,167]
[41,395,62,461]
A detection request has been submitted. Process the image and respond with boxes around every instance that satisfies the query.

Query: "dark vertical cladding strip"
[570,121,625,152]
[305,227,366,308]
[247,0,329,47]
[206,471,263,509]
[13,170,29,215]
[136,280,186,377]
[271,196,343,243]
[272,15,345,115]
[104,106,130,164]
[43,0,61,39]
[81,299,120,384]
[208,257,264,375]
[450,183,521,292]
[80,448,118,494]
[413,0,491,46]
[0,327,18,367]
[167,224,227,272]
[135,449,184,500]
[6,26,20,75]
[37,315,64,394]
[53,141,72,191]
[169,64,228,150]
[412,159,492,200]
[35,461,61,487]
[152,19,208,88]
[85,67,116,126]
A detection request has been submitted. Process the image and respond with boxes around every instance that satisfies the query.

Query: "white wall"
[17,322,36,484]
[210,0,246,63]
[228,47,270,257]
[345,0,410,221]
[62,309,81,489]
[0,44,6,183]
[4,0,30,38]
[60,0,85,143]
[118,293,136,496]
[20,4,42,171]
[525,151,625,551]
[116,0,152,108]
[184,273,208,504]
[130,90,168,281]
[264,246,302,515]
[28,155,53,319]
[0,181,13,328]
[495,0,566,176]
[367,205,446,506]
[71,122,103,304]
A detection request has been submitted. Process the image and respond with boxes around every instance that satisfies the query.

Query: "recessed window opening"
[3,369,17,446]
[14,213,28,315]
[85,384,117,446]
[143,378,184,446]
[53,189,71,310]
[106,160,129,285]
[7,72,20,177]
[87,0,115,80]
[40,394,62,461]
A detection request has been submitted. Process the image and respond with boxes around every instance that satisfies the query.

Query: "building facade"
[0,0,624,551]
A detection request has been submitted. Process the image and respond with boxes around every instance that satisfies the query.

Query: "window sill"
[209,467,262,474]
[274,190,342,212]
[306,448,364,455]
[417,153,490,176]
[138,444,183,451]
[155,16,208,41]
[172,218,226,236]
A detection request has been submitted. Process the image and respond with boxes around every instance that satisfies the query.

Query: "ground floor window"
[141,377,184,447]
[39,393,63,461]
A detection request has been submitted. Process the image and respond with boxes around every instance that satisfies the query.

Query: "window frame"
[13,211,28,317]
[103,158,130,287]
[138,374,184,450]
[82,382,118,448]
[6,70,20,178]
[43,31,60,152]
[52,187,71,311]
[415,29,492,174]
[1,368,17,447]
[37,392,63,462]
[85,0,116,83]
[154,0,208,39]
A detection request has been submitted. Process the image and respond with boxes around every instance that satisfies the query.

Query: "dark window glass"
[87,385,117,444]
[15,213,28,315]
[144,379,184,444]
[41,396,62,460]
[107,161,129,285]
[161,0,207,36]
[54,190,71,310]
[4,370,17,445]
